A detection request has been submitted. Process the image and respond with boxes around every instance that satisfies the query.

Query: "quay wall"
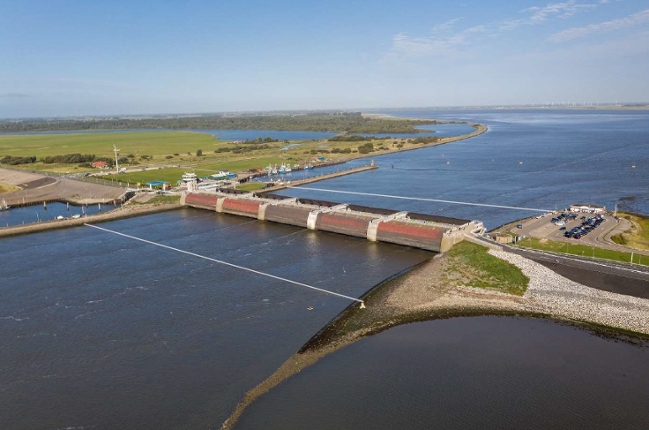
[184,192,482,253]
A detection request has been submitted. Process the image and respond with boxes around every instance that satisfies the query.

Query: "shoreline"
[222,246,649,429]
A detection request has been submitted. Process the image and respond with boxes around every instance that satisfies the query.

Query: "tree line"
[0,113,436,134]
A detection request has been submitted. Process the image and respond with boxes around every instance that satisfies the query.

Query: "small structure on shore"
[569,203,606,214]
[146,181,170,191]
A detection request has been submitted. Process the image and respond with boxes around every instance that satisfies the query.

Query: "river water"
[1,109,648,429]
[283,109,649,228]
[0,202,115,227]
[0,209,431,430]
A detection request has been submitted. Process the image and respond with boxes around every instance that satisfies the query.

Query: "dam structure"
[181,190,484,253]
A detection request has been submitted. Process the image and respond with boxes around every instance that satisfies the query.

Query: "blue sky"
[1,0,648,117]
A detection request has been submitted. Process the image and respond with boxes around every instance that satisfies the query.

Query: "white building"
[569,203,606,214]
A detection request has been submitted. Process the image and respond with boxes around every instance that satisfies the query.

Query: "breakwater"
[182,191,484,253]
[255,164,378,193]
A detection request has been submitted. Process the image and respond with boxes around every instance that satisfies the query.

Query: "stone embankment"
[492,250,649,334]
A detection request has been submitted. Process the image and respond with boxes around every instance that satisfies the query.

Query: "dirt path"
[0,168,125,205]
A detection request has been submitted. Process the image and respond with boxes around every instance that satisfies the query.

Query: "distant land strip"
[0,112,441,134]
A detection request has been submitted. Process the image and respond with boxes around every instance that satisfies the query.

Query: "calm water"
[360,122,478,139]
[0,209,431,429]
[0,202,115,227]
[237,317,649,430]
[283,109,649,228]
[2,109,648,429]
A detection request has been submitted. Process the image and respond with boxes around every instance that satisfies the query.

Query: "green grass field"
[0,131,218,158]
[518,237,649,266]
[236,182,266,192]
[1,128,480,187]
[444,241,529,295]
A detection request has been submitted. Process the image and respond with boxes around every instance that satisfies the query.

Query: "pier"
[254,164,378,194]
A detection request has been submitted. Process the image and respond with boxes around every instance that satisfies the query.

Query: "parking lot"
[504,210,618,248]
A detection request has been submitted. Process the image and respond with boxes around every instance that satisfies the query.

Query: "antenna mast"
[113,144,120,174]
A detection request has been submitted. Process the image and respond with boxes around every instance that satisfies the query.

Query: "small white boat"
[0,199,9,211]
[56,215,65,220]
[71,214,81,219]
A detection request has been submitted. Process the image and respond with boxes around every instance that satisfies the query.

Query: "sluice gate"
[182,191,484,253]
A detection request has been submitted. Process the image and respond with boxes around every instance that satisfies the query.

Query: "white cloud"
[526,0,596,23]
[549,8,649,42]
[387,25,487,59]
[431,18,463,33]
[499,0,596,31]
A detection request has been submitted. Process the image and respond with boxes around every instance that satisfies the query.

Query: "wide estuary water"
[284,109,649,228]
[2,109,649,429]
[0,209,431,429]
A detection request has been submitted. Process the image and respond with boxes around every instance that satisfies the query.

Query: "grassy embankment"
[1,123,485,187]
[306,241,529,351]
[443,241,529,295]
[130,195,181,205]
[517,237,649,266]
[611,212,649,251]
[236,182,266,192]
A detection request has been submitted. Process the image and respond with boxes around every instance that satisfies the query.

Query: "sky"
[1,0,648,118]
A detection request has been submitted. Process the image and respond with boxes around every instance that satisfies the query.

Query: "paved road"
[505,245,649,299]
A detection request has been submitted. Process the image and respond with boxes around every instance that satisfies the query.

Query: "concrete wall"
[221,198,260,219]
[315,212,373,238]
[377,220,445,252]
[264,205,312,228]
[185,193,218,210]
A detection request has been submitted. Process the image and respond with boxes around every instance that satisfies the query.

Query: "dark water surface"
[284,109,649,228]
[237,317,649,430]
[0,209,431,429]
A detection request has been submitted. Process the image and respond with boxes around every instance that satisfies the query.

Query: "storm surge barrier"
[182,191,484,253]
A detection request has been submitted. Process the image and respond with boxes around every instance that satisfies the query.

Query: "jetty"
[255,164,378,194]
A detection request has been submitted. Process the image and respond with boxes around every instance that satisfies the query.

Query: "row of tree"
[0,113,436,134]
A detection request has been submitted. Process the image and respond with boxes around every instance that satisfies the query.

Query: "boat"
[303,164,313,170]
[284,164,292,173]
[56,215,65,220]
[71,214,81,219]
[209,170,236,181]
[0,199,9,211]
[278,164,286,174]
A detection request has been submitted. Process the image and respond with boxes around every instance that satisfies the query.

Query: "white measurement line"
[84,223,364,305]
[288,186,552,213]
